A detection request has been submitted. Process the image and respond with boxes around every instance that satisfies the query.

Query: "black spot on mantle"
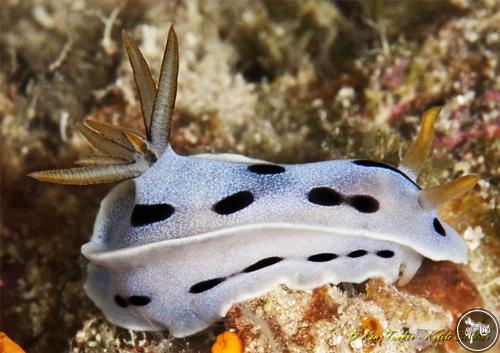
[347,250,368,258]
[131,204,175,227]
[242,257,283,273]
[189,277,226,294]
[308,187,343,206]
[433,218,446,237]
[248,164,286,175]
[114,295,128,308]
[347,195,379,213]
[213,191,254,215]
[352,160,420,189]
[128,295,151,306]
[376,250,395,258]
[307,253,338,262]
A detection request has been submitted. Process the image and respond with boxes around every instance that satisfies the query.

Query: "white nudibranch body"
[30,26,479,337]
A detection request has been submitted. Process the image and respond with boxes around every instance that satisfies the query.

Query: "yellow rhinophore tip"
[400,107,441,179]
[211,331,243,353]
[418,174,480,210]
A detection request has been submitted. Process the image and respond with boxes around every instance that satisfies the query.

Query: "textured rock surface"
[1,1,499,352]
[226,280,454,353]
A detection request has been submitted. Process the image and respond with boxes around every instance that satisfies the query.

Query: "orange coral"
[0,332,26,353]
[211,331,244,353]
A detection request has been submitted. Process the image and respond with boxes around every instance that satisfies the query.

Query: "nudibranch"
[30,26,479,337]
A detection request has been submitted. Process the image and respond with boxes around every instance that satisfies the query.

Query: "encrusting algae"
[1,1,499,353]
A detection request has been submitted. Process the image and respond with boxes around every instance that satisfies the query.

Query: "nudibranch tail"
[399,106,440,180]
[28,26,179,185]
[149,26,179,154]
[418,174,480,210]
[122,30,156,136]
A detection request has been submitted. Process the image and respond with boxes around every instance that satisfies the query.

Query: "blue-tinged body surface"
[87,147,466,260]
[30,28,476,338]
[82,147,467,336]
